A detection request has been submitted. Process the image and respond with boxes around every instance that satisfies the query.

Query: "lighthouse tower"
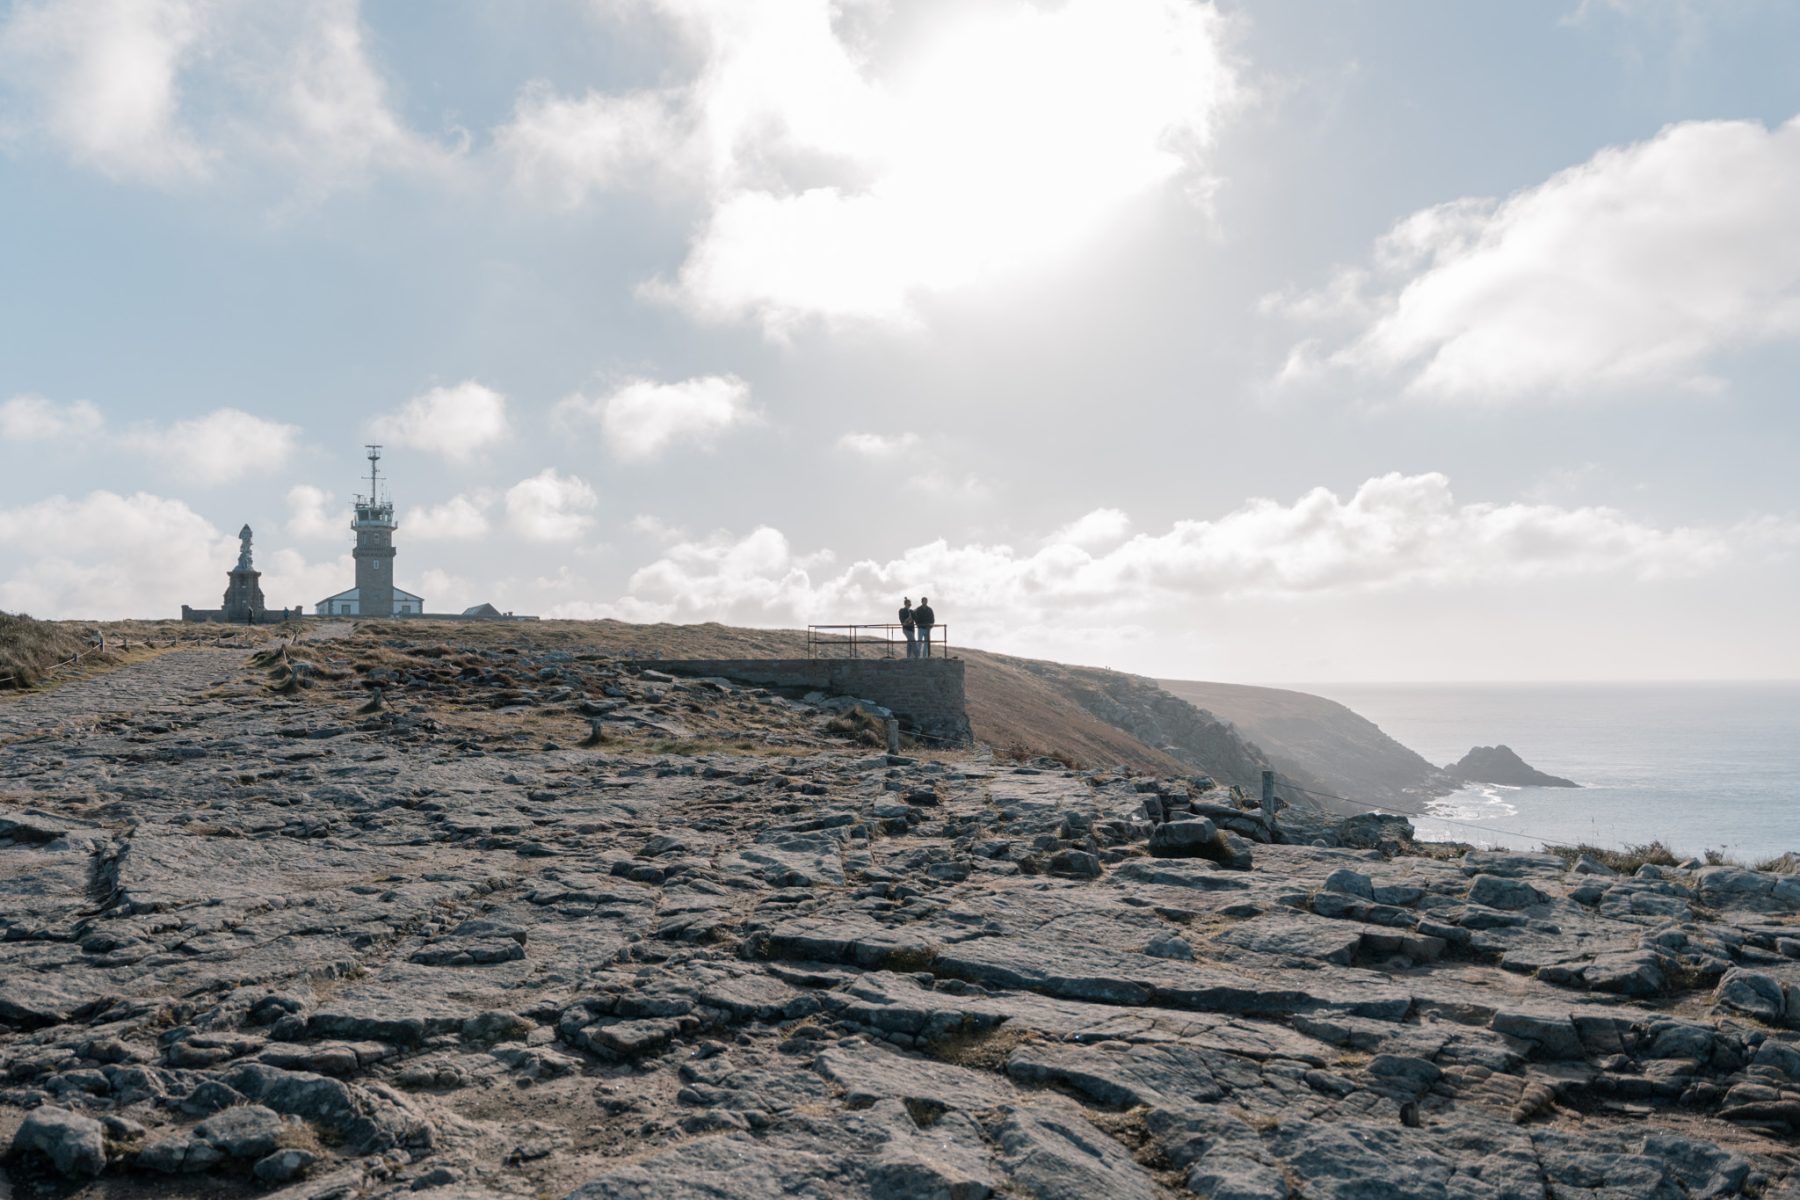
[313,447,424,617]
[352,445,397,616]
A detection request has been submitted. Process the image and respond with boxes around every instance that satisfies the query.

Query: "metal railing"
[806,624,950,660]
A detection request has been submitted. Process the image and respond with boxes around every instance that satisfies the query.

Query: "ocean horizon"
[1292,680,1800,860]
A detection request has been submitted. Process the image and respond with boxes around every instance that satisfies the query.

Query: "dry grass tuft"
[923,1021,1034,1070]
[1544,840,1683,875]
[1397,837,1468,862]
[823,706,888,748]
[996,741,1084,770]
[0,612,108,690]
[1751,851,1800,875]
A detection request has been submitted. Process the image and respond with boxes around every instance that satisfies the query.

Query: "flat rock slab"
[0,642,1796,1200]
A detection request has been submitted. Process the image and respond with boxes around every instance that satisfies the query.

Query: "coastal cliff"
[1159,678,1458,811]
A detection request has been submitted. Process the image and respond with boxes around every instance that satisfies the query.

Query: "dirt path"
[0,648,250,741]
[0,619,355,740]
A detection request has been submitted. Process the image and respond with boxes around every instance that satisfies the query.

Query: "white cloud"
[0,0,209,184]
[261,0,453,192]
[285,485,339,540]
[906,470,992,502]
[1047,507,1132,550]
[0,490,234,617]
[0,0,453,192]
[0,394,104,440]
[837,432,919,459]
[125,408,301,484]
[554,374,757,461]
[588,474,1796,639]
[259,546,354,611]
[0,488,364,617]
[504,469,597,542]
[496,83,682,209]
[404,493,492,541]
[498,0,1241,335]
[1271,115,1800,400]
[368,381,510,463]
[629,514,688,544]
[415,567,470,610]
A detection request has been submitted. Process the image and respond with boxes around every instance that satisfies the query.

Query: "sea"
[1298,682,1800,860]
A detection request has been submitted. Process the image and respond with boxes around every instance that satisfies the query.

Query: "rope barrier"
[2,632,108,689]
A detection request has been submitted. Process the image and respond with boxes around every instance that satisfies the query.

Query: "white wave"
[1426,785,1518,822]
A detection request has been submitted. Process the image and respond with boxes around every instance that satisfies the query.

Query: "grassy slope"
[9,617,1293,785]
[0,613,96,688]
[339,620,1192,774]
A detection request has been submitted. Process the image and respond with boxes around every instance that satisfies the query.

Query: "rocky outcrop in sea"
[1446,745,1579,788]
[2,629,1798,1199]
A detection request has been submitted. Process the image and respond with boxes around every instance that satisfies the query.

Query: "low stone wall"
[634,657,972,746]
[285,612,539,622]
[180,606,303,624]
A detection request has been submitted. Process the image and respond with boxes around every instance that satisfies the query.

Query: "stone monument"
[220,524,267,623]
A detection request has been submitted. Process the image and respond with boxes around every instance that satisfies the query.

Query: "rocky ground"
[3,627,1800,1199]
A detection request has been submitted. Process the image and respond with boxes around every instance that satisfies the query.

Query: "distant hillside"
[1157,678,1456,812]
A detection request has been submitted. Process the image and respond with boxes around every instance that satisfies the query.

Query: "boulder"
[1467,874,1550,911]
[1696,867,1800,915]
[1150,817,1217,857]
[1337,813,1414,849]
[194,1103,285,1159]
[1322,868,1374,899]
[253,1148,317,1183]
[10,1105,109,1179]
[1714,969,1788,1024]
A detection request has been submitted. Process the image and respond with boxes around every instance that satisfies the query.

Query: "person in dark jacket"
[898,598,916,658]
[913,597,936,658]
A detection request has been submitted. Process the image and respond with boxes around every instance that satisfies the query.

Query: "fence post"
[885,718,900,755]
[1260,770,1275,824]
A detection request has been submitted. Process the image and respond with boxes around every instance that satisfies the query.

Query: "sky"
[2,0,1798,683]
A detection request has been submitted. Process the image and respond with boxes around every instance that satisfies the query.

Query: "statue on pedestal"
[222,524,267,624]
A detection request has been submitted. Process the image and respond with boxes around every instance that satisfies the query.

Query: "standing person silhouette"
[898,597,916,658]
[913,597,936,658]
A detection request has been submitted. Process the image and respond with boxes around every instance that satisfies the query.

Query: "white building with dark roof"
[315,584,423,617]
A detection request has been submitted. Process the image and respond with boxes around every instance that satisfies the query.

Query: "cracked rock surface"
[2,629,1800,1198]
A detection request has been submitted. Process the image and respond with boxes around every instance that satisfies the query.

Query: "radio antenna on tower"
[365,444,382,503]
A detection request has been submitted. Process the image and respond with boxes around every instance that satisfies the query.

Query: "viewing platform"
[636,625,969,745]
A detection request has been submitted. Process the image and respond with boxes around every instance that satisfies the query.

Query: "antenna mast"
[365,445,382,504]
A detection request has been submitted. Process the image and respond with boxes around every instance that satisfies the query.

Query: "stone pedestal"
[221,569,267,624]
